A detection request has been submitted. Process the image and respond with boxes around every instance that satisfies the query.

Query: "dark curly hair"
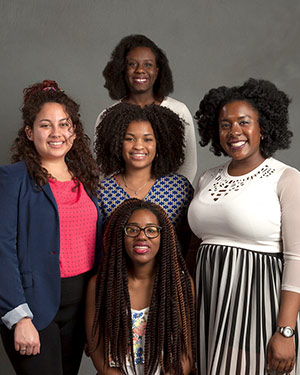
[195,78,293,158]
[11,80,99,194]
[91,198,195,375]
[103,34,174,100]
[94,102,185,178]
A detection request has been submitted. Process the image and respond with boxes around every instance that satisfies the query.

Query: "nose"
[230,122,242,136]
[49,125,62,138]
[137,228,147,240]
[135,63,145,73]
[133,139,144,149]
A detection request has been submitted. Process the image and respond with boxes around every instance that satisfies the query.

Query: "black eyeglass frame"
[124,224,162,239]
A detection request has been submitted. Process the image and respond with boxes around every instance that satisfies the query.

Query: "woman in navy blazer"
[0,80,102,375]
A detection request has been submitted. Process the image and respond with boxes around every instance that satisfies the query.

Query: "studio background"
[1,1,300,373]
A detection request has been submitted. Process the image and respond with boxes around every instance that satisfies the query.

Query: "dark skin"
[85,209,194,375]
[218,100,300,374]
[124,46,161,108]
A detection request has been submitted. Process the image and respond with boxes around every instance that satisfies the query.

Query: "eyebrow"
[219,115,252,121]
[39,117,70,123]
[127,222,158,226]
[125,132,154,136]
[126,58,155,63]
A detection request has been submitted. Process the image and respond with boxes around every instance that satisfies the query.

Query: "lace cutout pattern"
[209,164,275,201]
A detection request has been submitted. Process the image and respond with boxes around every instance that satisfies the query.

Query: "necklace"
[122,175,150,195]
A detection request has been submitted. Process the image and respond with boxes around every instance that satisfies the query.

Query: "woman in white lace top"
[188,78,300,375]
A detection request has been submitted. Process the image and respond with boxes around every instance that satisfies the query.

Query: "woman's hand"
[14,317,40,355]
[267,332,295,374]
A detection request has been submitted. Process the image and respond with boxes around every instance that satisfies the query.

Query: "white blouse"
[188,158,300,293]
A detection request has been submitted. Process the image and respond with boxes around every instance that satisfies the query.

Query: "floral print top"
[110,307,149,367]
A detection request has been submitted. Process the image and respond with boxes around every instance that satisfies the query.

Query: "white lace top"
[188,158,300,293]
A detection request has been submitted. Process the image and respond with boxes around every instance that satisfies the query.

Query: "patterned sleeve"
[278,167,300,293]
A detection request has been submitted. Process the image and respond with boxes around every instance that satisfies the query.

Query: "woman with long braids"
[0,80,102,375]
[86,198,196,375]
[95,34,197,184]
[95,101,194,256]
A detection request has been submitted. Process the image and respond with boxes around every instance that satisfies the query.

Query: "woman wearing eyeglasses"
[85,198,196,375]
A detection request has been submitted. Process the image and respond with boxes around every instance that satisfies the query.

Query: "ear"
[25,126,33,141]
[72,124,77,140]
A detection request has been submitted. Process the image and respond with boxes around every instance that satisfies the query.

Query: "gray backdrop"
[1,0,300,373]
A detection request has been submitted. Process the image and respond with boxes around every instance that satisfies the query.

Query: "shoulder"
[161,96,192,121]
[157,173,194,195]
[195,162,228,190]
[268,158,299,174]
[98,175,119,190]
[159,173,192,185]
[161,96,187,110]
[95,100,122,127]
[0,161,28,180]
[271,158,300,186]
[199,162,228,179]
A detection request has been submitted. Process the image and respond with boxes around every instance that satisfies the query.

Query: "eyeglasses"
[124,224,162,239]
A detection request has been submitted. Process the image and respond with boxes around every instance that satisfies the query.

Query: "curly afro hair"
[94,102,185,178]
[102,34,174,100]
[195,78,293,158]
[11,80,99,194]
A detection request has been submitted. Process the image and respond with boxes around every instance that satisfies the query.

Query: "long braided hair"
[91,198,195,375]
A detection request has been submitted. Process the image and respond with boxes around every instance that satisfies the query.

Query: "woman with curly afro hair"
[86,198,196,375]
[0,80,102,375]
[95,102,193,257]
[188,78,300,375]
[95,34,197,183]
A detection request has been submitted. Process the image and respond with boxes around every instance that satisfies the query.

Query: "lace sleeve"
[278,167,300,293]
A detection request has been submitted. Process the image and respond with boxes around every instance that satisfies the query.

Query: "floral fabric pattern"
[109,307,149,367]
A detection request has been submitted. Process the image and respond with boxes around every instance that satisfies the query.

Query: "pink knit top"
[49,178,97,278]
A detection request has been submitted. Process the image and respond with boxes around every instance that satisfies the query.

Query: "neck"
[128,262,156,281]
[41,159,73,181]
[228,156,266,176]
[125,92,161,108]
[123,166,152,182]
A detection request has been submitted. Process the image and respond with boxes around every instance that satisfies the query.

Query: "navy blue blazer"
[0,161,102,330]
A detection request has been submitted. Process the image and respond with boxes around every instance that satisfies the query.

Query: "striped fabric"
[195,244,300,375]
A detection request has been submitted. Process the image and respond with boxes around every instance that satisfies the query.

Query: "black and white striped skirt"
[195,244,300,375]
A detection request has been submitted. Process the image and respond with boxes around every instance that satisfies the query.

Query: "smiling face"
[124,208,161,267]
[122,120,156,172]
[25,102,76,165]
[218,100,264,167]
[125,47,159,96]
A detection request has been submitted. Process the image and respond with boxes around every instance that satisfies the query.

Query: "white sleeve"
[94,110,106,142]
[278,168,300,293]
[2,304,33,329]
[176,104,198,184]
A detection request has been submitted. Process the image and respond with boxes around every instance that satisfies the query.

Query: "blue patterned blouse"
[97,173,194,228]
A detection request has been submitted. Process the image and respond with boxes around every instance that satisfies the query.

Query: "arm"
[0,165,40,354]
[176,178,194,259]
[267,168,300,374]
[85,276,121,374]
[181,276,196,375]
[176,104,198,184]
